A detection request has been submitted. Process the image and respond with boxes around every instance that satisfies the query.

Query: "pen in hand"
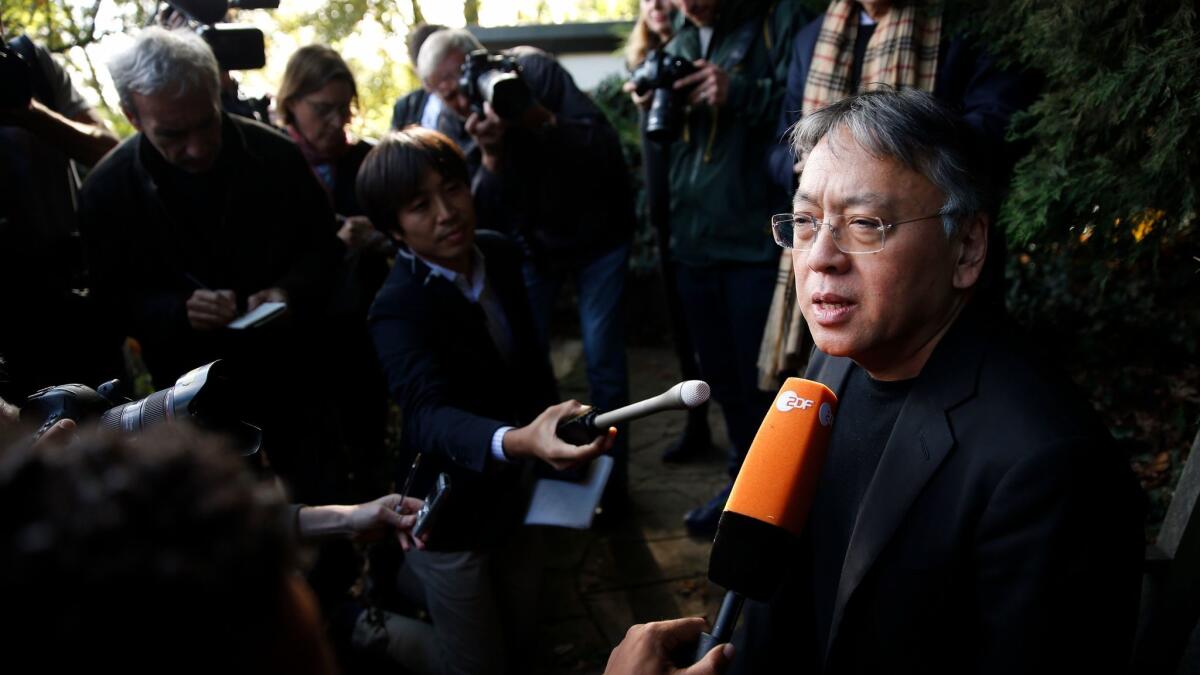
[183,273,239,330]
[184,272,211,290]
[396,454,422,516]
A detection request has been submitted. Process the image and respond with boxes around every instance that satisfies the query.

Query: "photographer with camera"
[625,0,806,537]
[0,23,122,402]
[416,29,636,513]
[622,0,722,465]
[76,27,346,504]
[1,378,425,550]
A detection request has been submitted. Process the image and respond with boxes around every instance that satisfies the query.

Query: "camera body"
[22,360,261,456]
[457,49,535,120]
[0,40,33,109]
[629,48,699,143]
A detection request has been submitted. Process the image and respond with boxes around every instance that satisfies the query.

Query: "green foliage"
[591,72,642,167]
[1004,220,1200,536]
[348,53,416,138]
[963,0,1200,535]
[970,0,1200,245]
[248,0,420,138]
[2,0,149,52]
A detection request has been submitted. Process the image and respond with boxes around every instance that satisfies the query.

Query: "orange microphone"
[692,377,837,662]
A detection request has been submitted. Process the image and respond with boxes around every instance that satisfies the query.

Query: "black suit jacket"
[737,308,1144,674]
[390,88,477,160]
[368,231,558,551]
[77,113,343,384]
[390,87,431,131]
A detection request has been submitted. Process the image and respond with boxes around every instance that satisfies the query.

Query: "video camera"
[629,48,698,143]
[21,360,261,456]
[162,0,279,71]
[458,49,535,120]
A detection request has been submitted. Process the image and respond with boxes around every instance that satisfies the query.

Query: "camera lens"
[646,88,681,143]
[100,388,175,433]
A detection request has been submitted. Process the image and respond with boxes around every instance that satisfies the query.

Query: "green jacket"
[665,0,805,266]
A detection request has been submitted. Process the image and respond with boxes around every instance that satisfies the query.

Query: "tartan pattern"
[757,1,943,390]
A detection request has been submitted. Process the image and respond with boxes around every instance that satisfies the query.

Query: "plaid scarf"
[757,0,943,390]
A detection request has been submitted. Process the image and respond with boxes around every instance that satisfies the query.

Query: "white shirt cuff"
[491,426,515,462]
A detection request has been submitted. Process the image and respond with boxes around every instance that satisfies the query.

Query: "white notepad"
[523,455,614,529]
[227,302,287,330]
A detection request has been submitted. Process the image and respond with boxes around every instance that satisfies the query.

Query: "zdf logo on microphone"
[776,390,814,413]
[776,390,835,427]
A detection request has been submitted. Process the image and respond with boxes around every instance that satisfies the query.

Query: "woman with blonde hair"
[625,0,675,70]
[623,0,719,465]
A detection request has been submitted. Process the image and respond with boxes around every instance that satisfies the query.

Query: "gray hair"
[416,28,483,84]
[109,27,220,113]
[791,88,988,236]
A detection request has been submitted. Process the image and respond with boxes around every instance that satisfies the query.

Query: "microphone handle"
[592,390,676,429]
[557,382,707,444]
[692,591,744,664]
[556,408,600,445]
[556,390,678,445]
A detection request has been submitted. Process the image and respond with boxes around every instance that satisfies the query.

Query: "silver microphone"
[593,380,710,428]
[556,380,711,444]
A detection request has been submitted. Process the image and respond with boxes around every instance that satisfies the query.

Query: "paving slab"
[531,343,737,673]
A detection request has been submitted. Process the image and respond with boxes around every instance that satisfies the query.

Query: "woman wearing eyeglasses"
[276,45,392,526]
[278,44,391,256]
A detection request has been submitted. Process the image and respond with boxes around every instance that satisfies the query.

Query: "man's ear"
[121,104,142,133]
[952,212,989,291]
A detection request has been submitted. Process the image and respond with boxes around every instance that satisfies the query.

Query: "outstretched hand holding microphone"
[502,399,619,471]
[604,377,838,673]
[503,380,712,471]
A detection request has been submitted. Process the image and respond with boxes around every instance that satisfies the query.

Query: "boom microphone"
[555,380,710,444]
[693,377,837,661]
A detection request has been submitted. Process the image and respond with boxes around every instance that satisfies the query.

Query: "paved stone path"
[532,341,734,673]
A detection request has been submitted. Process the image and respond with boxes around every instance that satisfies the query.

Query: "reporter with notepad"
[77,28,346,503]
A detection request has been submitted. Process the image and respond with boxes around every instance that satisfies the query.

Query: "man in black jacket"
[608,89,1143,675]
[389,22,448,134]
[76,27,345,503]
[416,29,636,509]
[360,127,613,675]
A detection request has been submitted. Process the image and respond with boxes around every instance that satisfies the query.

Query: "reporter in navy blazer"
[360,127,612,675]
[368,229,555,550]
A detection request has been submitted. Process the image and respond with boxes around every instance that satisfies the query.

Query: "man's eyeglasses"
[770,212,944,254]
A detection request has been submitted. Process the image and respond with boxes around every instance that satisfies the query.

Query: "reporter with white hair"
[76,27,346,504]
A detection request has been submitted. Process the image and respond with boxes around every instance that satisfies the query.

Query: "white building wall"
[558,52,627,91]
